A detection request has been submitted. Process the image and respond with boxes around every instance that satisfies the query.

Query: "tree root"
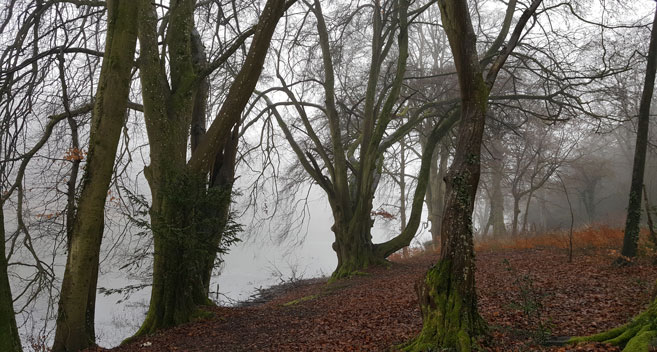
[569,301,657,351]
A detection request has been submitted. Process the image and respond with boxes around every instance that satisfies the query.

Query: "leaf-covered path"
[101,249,657,351]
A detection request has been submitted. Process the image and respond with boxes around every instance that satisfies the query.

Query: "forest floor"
[100,227,657,351]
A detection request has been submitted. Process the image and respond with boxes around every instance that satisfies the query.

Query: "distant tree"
[263,0,454,278]
[570,4,657,350]
[482,134,508,238]
[507,121,576,236]
[619,2,657,262]
[0,211,21,351]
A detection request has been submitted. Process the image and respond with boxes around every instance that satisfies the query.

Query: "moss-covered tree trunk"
[620,2,657,261]
[331,211,383,279]
[52,2,138,350]
[405,89,489,352]
[133,0,293,335]
[405,0,541,349]
[0,208,22,352]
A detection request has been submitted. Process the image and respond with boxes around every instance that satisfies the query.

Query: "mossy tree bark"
[0,208,22,352]
[405,0,542,350]
[620,2,657,261]
[569,293,657,351]
[133,0,294,335]
[51,2,138,350]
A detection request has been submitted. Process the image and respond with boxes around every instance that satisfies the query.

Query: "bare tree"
[406,0,543,349]
[132,0,296,335]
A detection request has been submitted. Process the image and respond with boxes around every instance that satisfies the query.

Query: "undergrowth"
[502,259,552,345]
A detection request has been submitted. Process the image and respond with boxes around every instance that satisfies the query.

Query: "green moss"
[191,308,214,320]
[402,260,485,352]
[623,329,657,352]
[569,297,657,351]
[568,324,627,344]
[283,294,319,306]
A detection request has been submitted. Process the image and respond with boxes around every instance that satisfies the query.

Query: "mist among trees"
[2,0,657,351]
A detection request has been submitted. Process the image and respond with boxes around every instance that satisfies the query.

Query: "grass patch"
[283,294,319,306]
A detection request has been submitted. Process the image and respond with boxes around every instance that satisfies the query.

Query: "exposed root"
[569,298,657,351]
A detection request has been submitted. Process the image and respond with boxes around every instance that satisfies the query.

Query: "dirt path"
[101,249,657,351]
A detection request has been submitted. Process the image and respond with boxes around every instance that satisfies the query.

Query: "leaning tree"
[52,1,139,350]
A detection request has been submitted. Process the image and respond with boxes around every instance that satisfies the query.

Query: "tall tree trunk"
[512,195,521,237]
[405,0,541,349]
[0,207,21,352]
[134,0,293,335]
[621,4,657,260]
[52,2,138,350]
[200,126,239,296]
[407,2,490,343]
[399,140,409,258]
[489,143,507,237]
[522,190,534,233]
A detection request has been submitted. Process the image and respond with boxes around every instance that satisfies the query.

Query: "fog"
[1,0,655,350]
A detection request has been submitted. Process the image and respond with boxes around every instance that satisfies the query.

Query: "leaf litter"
[95,248,657,351]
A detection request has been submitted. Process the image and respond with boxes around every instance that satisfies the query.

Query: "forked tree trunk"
[133,0,292,336]
[330,113,459,279]
[405,0,541,349]
[0,208,22,352]
[52,2,138,350]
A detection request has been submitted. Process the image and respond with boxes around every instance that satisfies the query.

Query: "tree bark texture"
[133,0,292,336]
[0,208,22,352]
[53,1,138,350]
[406,0,542,349]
